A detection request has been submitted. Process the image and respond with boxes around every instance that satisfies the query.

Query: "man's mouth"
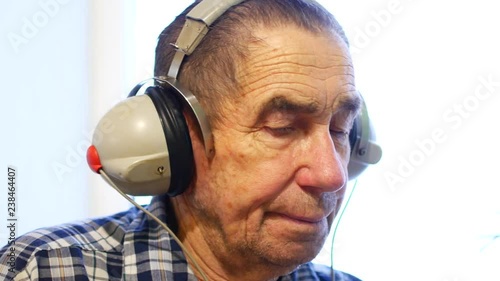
[268,212,326,225]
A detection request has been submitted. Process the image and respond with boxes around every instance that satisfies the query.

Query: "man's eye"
[330,130,349,141]
[267,126,296,137]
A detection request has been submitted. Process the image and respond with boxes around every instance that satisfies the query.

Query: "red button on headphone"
[87,145,102,173]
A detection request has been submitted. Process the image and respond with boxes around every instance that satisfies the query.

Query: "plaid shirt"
[0,195,361,281]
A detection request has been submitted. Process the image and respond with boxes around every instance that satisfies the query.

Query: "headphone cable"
[330,179,359,281]
[99,171,209,281]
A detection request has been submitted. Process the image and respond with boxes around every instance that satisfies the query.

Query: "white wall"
[315,1,500,280]
[1,0,91,238]
[0,0,136,239]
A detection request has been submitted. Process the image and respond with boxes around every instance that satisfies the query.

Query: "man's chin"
[253,239,324,269]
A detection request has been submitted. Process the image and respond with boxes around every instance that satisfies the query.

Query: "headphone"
[86,0,382,197]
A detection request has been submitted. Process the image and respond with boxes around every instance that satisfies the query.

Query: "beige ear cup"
[92,95,171,195]
[347,100,382,180]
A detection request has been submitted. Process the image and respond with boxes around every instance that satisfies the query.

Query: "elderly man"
[1,0,370,280]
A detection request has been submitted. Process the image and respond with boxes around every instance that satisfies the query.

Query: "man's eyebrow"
[255,93,362,123]
[255,96,319,123]
[333,92,362,115]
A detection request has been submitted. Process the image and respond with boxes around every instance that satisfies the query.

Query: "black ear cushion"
[145,85,194,196]
[348,117,359,154]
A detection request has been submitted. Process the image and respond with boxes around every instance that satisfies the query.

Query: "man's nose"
[295,129,347,193]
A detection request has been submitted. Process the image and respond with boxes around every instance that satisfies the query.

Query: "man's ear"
[182,108,214,182]
[183,109,205,149]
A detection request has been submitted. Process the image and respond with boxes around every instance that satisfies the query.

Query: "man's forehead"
[238,27,354,87]
[226,26,358,120]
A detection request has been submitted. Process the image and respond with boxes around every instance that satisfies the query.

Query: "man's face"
[185,26,359,270]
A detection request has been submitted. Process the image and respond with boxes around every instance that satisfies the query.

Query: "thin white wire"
[99,170,209,281]
[330,179,359,281]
